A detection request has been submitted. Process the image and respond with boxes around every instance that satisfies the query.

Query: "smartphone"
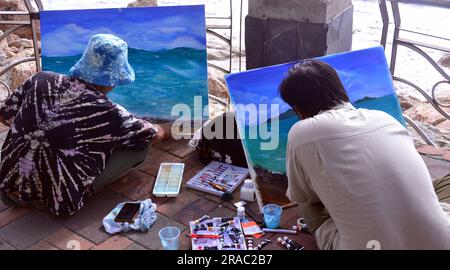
[114,203,141,223]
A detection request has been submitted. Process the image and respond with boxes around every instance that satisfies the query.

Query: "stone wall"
[0,0,36,39]
[400,95,450,148]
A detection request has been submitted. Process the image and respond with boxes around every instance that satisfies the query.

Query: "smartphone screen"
[114,203,141,223]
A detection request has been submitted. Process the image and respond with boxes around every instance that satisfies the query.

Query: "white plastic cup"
[159,227,181,250]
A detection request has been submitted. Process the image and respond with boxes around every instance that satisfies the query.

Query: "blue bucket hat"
[69,34,135,87]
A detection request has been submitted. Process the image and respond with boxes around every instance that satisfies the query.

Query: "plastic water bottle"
[237,206,246,221]
[240,179,255,202]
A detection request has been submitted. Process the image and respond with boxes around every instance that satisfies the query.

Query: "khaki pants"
[300,173,450,250]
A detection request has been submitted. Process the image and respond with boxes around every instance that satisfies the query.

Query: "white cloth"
[103,199,157,235]
[286,103,450,250]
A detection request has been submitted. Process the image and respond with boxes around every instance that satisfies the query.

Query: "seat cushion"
[93,145,149,191]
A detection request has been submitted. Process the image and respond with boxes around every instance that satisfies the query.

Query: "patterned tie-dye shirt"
[0,72,157,216]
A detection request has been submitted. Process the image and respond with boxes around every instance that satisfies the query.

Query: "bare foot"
[159,123,173,140]
[152,123,172,145]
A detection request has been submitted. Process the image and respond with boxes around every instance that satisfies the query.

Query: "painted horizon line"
[41,46,207,58]
[242,93,406,128]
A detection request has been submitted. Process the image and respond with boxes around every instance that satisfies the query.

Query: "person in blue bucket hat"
[70,34,136,87]
[0,34,169,216]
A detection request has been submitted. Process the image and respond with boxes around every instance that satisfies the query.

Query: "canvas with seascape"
[225,46,405,208]
[40,5,208,124]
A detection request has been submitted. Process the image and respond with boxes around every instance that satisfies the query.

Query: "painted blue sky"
[40,5,206,57]
[226,47,398,125]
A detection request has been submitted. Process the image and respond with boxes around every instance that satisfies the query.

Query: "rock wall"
[0,0,37,39]
[439,54,450,68]
[0,32,37,97]
[127,0,157,8]
[400,94,450,148]
[0,0,38,97]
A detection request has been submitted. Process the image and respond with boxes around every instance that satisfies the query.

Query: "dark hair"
[279,59,349,118]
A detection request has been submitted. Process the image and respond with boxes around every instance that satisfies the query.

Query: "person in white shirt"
[279,59,450,250]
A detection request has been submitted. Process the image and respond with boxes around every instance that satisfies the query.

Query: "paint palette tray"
[189,217,247,251]
[152,163,185,197]
[186,161,249,197]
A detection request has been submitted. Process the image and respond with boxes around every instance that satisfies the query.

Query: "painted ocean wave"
[42,47,209,120]
[240,94,404,174]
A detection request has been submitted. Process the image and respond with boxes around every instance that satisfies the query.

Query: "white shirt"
[286,103,450,250]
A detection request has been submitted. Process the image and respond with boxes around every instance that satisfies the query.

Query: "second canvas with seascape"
[40,5,208,124]
[225,47,405,207]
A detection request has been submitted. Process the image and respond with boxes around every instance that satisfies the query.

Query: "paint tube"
[277,237,294,250]
[283,236,305,251]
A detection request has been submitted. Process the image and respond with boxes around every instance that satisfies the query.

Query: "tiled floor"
[0,128,449,250]
[0,126,317,250]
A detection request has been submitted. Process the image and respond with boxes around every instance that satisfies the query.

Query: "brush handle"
[263,228,298,235]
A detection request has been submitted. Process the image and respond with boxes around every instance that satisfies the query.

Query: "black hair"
[279,59,350,118]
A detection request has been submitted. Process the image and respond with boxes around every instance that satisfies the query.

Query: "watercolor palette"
[186,161,249,197]
[190,217,247,251]
[153,163,185,197]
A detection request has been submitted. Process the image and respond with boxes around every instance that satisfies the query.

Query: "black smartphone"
[114,203,141,223]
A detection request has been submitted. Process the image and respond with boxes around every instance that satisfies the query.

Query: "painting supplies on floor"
[186,161,249,197]
[153,163,185,197]
[240,179,256,202]
[159,226,181,251]
[235,201,264,224]
[277,237,304,251]
[283,236,305,250]
[242,221,264,239]
[188,234,221,239]
[262,204,283,229]
[248,239,271,251]
[262,228,298,235]
[237,206,246,221]
[247,239,255,250]
[277,237,295,250]
[189,216,247,251]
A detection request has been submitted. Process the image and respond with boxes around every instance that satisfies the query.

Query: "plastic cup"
[262,204,282,229]
[159,227,181,250]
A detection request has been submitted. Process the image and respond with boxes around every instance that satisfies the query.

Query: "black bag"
[196,112,248,168]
